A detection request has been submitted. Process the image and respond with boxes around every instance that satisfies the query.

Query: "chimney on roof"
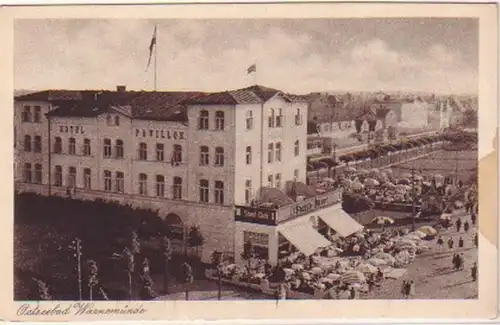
[117,85,126,92]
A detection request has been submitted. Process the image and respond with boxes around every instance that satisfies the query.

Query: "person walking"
[401,280,408,299]
[436,236,444,253]
[349,286,356,300]
[458,237,464,248]
[452,254,459,271]
[471,212,477,226]
[459,253,465,271]
[448,237,454,250]
[464,221,470,233]
[456,218,462,233]
[471,262,477,282]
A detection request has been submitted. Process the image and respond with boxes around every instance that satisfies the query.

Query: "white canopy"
[278,223,331,256]
[319,207,364,237]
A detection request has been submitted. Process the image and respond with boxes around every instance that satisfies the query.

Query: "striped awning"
[278,223,331,256]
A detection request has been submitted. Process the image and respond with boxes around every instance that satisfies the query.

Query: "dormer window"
[114,115,120,126]
[198,110,209,130]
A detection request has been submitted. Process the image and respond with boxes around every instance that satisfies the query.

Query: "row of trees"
[32,227,204,301]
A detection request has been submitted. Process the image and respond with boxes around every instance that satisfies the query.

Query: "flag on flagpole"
[247,64,256,74]
[146,26,157,71]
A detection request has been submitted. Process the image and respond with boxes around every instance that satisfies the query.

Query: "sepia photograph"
[1,2,498,321]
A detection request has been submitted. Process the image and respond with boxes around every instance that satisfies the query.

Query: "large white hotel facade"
[14,85,359,264]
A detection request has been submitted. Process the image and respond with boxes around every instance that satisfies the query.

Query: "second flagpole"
[154,25,158,91]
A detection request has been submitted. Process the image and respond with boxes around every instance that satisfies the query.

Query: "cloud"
[15,21,477,95]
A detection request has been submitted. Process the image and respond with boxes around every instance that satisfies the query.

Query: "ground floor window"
[243,231,269,260]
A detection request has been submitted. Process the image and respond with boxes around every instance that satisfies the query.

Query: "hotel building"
[14,85,362,264]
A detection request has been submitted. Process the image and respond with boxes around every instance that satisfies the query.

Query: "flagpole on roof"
[146,25,158,91]
[154,24,158,91]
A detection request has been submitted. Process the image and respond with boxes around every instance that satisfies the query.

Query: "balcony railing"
[235,188,343,226]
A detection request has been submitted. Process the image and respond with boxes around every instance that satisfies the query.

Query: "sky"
[14,18,478,95]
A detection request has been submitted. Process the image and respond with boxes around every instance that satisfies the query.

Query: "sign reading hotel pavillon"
[135,128,186,140]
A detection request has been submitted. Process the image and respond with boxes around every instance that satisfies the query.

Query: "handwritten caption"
[17,302,148,317]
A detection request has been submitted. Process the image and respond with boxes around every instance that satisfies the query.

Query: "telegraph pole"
[411,165,417,232]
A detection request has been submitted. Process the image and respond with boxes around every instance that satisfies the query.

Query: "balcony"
[235,187,343,226]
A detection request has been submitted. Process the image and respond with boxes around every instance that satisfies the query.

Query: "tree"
[462,109,477,128]
[32,278,52,300]
[139,258,157,300]
[123,247,135,300]
[180,262,194,301]
[211,251,224,300]
[131,231,141,256]
[187,226,204,258]
[241,240,256,270]
[87,259,99,301]
[355,119,363,133]
[161,236,173,294]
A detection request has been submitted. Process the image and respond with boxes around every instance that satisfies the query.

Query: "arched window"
[103,138,112,157]
[116,171,124,193]
[173,176,182,199]
[24,135,31,152]
[172,144,182,165]
[54,137,62,153]
[295,108,302,125]
[54,165,62,187]
[294,140,300,156]
[245,179,252,204]
[156,175,165,197]
[276,108,283,127]
[199,179,209,203]
[198,110,209,130]
[268,108,275,128]
[23,163,32,183]
[245,146,252,164]
[139,173,148,195]
[215,111,225,130]
[103,170,112,191]
[214,180,224,205]
[115,139,124,158]
[267,143,274,163]
[34,136,42,153]
[215,147,224,167]
[83,138,91,156]
[68,166,77,188]
[138,142,147,160]
[83,168,91,189]
[246,111,253,130]
[68,137,76,155]
[275,142,282,162]
[34,164,42,184]
[200,146,209,166]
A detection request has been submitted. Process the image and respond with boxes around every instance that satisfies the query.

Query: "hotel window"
[172,144,182,165]
[243,231,269,259]
[156,175,165,197]
[22,106,31,122]
[294,140,300,156]
[156,143,164,161]
[244,180,252,204]
[83,138,91,156]
[34,136,42,153]
[115,172,124,193]
[68,166,76,189]
[114,115,120,126]
[268,108,275,128]
[275,142,282,162]
[200,146,209,166]
[115,139,124,158]
[104,170,112,191]
[267,143,274,163]
[215,147,224,167]
[139,173,148,195]
[24,135,31,152]
[103,139,112,158]
[68,137,76,155]
[23,163,32,183]
[295,108,303,125]
[34,164,42,184]
[83,168,91,189]
[214,180,224,205]
[245,146,252,165]
[173,176,182,199]
[34,106,41,123]
[276,108,283,127]
[54,165,62,187]
[246,111,253,130]
[198,110,209,130]
[199,179,209,203]
[138,142,148,160]
[54,137,62,154]
[275,173,282,189]
[293,169,299,181]
[215,111,225,130]
[106,115,112,126]
[268,174,273,187]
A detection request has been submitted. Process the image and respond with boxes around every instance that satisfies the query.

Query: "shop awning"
[278,223,331,256]
[319,208,364,237]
